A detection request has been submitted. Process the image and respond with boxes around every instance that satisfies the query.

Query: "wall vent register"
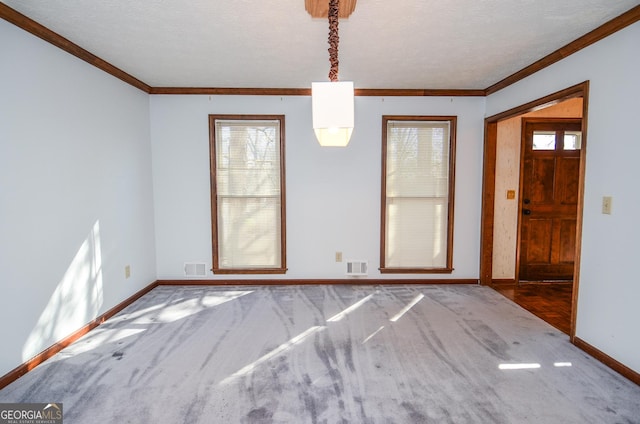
[346,260,368,276]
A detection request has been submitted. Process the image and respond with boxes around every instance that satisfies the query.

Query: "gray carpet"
[1,284,638,423]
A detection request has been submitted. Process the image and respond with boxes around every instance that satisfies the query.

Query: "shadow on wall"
[22,220,105,361]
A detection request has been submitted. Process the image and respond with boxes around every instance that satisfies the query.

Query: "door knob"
[523,198,531,204]
[523,209,531,215]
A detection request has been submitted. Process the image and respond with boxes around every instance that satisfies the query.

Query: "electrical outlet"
[602,196,612,215]
[335,252,343,262]
[125,265,131,279]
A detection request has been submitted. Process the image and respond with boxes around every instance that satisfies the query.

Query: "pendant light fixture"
[312,0,354,147]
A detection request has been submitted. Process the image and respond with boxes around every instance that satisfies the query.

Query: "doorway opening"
[519,118,582,282]
[480,82,589,338]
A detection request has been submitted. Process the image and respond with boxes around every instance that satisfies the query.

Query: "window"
[209,115,286,273]
[532,131,556,150]
[563,131,582,150]
[532,129,582,150]
[381,116,456,273]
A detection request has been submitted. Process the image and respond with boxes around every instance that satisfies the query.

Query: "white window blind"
[213,118,283,271]
[383,119,453,270]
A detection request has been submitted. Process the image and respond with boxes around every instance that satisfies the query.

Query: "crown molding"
[0,3,151,93]
[149,87,486,96]
[2,3,639,97]
[485,4,640,95]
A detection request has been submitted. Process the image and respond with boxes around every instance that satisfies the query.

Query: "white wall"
[0,20,157,377]
[151,95,485,280]
[486,22,640,372]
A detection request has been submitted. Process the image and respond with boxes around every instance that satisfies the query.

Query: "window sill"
[379,267,453,274]
[212,267,288,275]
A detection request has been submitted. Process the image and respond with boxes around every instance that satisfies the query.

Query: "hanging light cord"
[328,0,340,82]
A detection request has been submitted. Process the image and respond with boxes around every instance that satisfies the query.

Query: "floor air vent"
[184,262,207,277]
[346,260,368,277]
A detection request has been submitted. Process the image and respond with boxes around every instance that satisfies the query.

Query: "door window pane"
[564,131,582,150]
[533,131,556,150]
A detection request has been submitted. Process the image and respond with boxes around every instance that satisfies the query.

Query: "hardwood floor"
[493,282,573,334]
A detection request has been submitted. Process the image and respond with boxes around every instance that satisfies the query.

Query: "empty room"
[1,1,639,422]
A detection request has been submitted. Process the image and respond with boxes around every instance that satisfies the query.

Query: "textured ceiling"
[3,0,639,89]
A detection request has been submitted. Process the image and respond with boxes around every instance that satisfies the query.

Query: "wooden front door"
[519,119,582,281]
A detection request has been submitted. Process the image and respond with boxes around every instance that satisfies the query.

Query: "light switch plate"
[602,196,612,215]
